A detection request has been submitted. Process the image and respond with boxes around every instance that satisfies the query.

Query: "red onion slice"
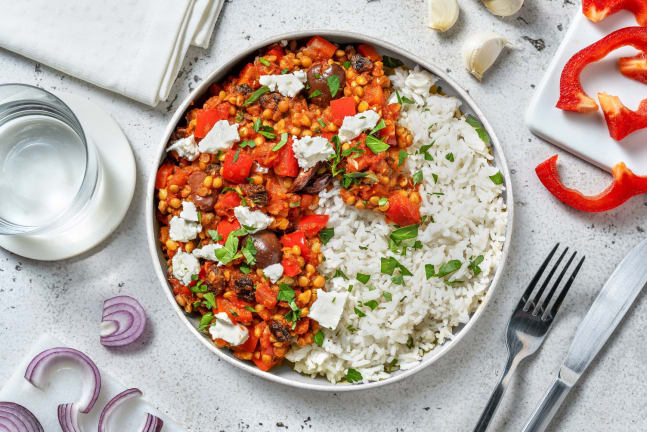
[100,296,147,347]
[57,403,81,432]
[0,402,44,432]
[97,388,163,432]
[24,347,101,414]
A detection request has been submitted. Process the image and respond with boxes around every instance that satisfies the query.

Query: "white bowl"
[146,31,515,391]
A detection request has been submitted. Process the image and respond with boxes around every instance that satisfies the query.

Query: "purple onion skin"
[0,401,44,432]
[98,388,164,432]
[100,296,147,347]
[57,403,81,432]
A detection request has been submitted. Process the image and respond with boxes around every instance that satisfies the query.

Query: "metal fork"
[473,244,585,432]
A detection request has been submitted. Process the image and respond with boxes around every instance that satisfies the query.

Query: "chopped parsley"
[235,110,244,123]
[418,143,434,161]
[233,148,241,163]
[436,260,462,278]
[398,149,408,166]
[245,305,258,313]
[489,172,504,185]
[343,60,351,69]
[358,245,368,250]
[241,237,257,265]
[370,119,386,135]
[432,173,438,184]
[259,57,270,67]
[384,358,399,373]
[390,224,418,242]
[214,228,246,264]
[314,330,324,346]
[468,255,485,276]
[317,118,327,128]
[327,75,341,98]
[354,306,366,318]
[320,227,334,245]
[356,273,370,284]
[199,312,214,331]
[203,292,217,310]
[406,335,414,349]
[341,171,368,188]
[391,274,405,285]
[378,197,388,206]
[333,269,349,280]
[277,284,301,329]
[190,280,208,294]
[383,292,392,301]
[239,139,256,148]
[465,115,490,144]
[364,300,379,310]
[365,135,389,154]
[208,229,222,242]
[425,264,435,280]
[243,86,269,106]
[308,90,323,99]
[413,170,423,185]
[380,256,413,277]
[347,368,363,383]
[445,152,455,162]
[272,132,289,151]
[281,68,289,74]
[382,55,404,68]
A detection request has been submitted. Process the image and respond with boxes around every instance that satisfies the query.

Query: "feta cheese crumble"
[169,216,202,242]
[291,135,335,170]
[233,206,273,233]
[263,263,284,283]
[309,289,348,330]
[171,251,200,285]
[180,201,199,222]
[259,70,307,98]
[167,135,199,161]
[338,110,381,143]
[192,243,224,263]
[209,312,249,346]
[198,120,240,154]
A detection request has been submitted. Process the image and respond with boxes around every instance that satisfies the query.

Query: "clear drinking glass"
[0,84,100,235]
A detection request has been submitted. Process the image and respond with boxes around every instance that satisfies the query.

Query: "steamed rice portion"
[285,67,508,383]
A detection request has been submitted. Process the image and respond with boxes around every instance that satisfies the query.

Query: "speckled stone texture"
[1,1,646,431]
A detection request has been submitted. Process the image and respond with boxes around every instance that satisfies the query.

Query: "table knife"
[522,238,647,432]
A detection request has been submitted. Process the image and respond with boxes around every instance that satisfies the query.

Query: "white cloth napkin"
[0,0,224,106]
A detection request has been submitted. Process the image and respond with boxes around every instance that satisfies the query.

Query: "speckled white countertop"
[1,1,646,431]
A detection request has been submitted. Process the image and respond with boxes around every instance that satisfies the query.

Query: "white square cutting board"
[526,10,647,175]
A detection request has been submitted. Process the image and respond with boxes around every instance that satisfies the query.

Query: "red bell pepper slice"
[281,231,307,252]
[273,137,299,177]
[306,36,337,59]
[618,53,647,84]
[297,214,329,238]
[217,218,241,244]
[357,44,382,62]
[364,84,385,107]
[536,155,647,212]
[155,162,174,189]
[266,45,284,60]
[255,282,278,309]
[238,62,258,86]
[386,193,421,226]
[233,326,258,352]
[557,27,647,114]
[195,105,230,138]
[582,0,647,26]
[330,96,356,124]
[222,148,254,183]
[598,92,647,140]
[214,190,242,215]
[281,257,301,277]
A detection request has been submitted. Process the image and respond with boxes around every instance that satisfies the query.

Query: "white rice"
[286,67,508,383]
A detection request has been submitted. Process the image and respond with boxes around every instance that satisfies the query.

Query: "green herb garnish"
[436,260,462,278]
[314,330,324,346]
[398,149,408,166]
[272,132,289,151]
[347,368,363,383]
[308,90,323,99]
[489,172,503,185]
[468,255,485,276]
[465,115,489,144]
[243,86,269,106]
[413,170,423,185]
[445,152,454,162]
[365,135,389,154]
[356,273,370,284]
[382,55,404,68]
[327,75,340,98]
[259,57,270,67]
[320,227,334,245]
[425,264,435,280]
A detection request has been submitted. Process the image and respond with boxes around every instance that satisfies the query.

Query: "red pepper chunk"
[217,218,241,244]
[557,27,647,114]
[281,231,307,252]
[297,214,329,238]
[598,92,647,140]
[273,137,299,177]
[618,53,647,84]
[306,36,337,60]
[386,194,421,226]
[222,148,253,183]
[582,0,647,26]
[535,155,647,212]
[330,96,356,124]
[195,105,230,138]
[155,162,174,189]
[281,257,301,277]
[357,44,382,62]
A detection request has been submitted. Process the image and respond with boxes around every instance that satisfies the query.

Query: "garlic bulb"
[482,0,524,16]
[427,0,460,32]
[462,32,511,80]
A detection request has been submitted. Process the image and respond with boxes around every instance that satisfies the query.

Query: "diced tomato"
[297,214,329,238]
[230,297,254,322]
[281,231,307,251]
[215,191,242,213]
[300,194,315,209]
[194,105,230,138]
[238,63,258,86]
[273,137,299,177]
[294,317,310,335]
[357,44,382,62]
[234,326,258,352]
[306,36,337,59]
[222,148,254,183]
[155,162,174,189]
[386,193,421,226]
[168,167,189,187]
[216,297,252,324]
[252,356,274,371]
[281,256,301,277]
[266,45,285,60]
[255,281,278,309]
[330,97,356,124]
[364,84,384,107]
[217,218,241,244]
[252,141,279,168]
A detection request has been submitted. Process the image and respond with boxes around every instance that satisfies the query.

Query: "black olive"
[250,231,282,268]
[305,62,346,107]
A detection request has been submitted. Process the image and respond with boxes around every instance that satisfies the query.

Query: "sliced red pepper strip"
[535,155,647,212]
[618,52,647,84]
[582,0,647,26]
[598,92,647,140]
[557,27,647,114]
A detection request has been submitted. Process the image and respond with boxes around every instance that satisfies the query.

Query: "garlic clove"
[482,0,524,17]
[462,32,511,80]
[427,0,460,32]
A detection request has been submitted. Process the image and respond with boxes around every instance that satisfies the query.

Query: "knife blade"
[523,238,647,432]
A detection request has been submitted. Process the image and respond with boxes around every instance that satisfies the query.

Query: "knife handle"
[522,377,572,432]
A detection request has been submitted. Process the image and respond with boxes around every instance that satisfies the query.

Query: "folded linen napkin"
[0,0,224,106]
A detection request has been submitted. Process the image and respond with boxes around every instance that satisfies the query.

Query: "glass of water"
[0,84,100,235]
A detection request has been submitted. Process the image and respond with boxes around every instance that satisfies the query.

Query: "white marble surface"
[1,1,646,431]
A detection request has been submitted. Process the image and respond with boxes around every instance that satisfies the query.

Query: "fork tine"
[536,251,575,316]
[530,247,569,313]
[521,243,560,306]
[547,255,585,319]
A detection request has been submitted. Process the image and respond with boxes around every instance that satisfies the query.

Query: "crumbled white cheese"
[263,263,284,283]
[404,69,436,96]
[198,120,240,154]
[169,216,202,242]
[167,135,199,161]
[291,135,335,170]
[192,243,224,263]
[234,206,273,233]
[180,201,199,222]
[253,162,269,174]
[171,251,200,285]
[258,70,307,98]
[308,290,348,330]
[209,312,249,346]
[338,110,381,143]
